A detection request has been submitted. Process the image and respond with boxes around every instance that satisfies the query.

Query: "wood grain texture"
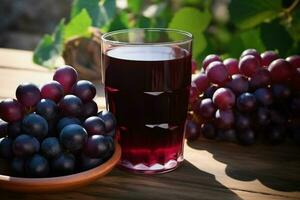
[0,49,299,200]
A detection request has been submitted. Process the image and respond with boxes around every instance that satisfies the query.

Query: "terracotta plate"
[0,142,121,193]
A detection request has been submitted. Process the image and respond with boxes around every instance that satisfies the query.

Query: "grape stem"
[285,0,300,13]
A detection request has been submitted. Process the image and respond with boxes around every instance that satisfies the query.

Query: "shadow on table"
[0,160,242,200]
[187,139,300,192]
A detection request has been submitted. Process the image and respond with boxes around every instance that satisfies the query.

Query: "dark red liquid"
[102,46,191,172]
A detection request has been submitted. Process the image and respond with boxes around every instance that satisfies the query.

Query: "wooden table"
[0,48,299,200]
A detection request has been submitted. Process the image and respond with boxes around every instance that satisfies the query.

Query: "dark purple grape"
[192,73,210,93]
[223,58,239,75]
[239,55,259,77]
[26,154,49,178]
[256,107,270,125]
[202,54,221,70]
[60,124,87,152]
[11,157,25,176]
[203,85,218,98]
[254,88,273,106]
[16,83,41,108]
[79,154,104,171]
[72,80,96,102]
[200,123,216,139]
[84,135,109,158]
[185,119,200,141]
[53,65,78,94]
[57,117,81,132]
[286,55,300,70]
[59,95,83,117]
[237,93,257,112]
[0,137,13,159]
[82,100,98,118]
[194,98,216,119]
[270,110,286,125]
[41,137,61,159]
[212,88,235,110]
[219,129,237,142]
[103,136,115,160]
[261,51,279,67]
[241,49,262,65]
[98,111,116,132]
[268,59,292,83]
[0,99,23,122]
[249,68,271,89]
[7,121,22,139]
[235,113,251,130]
[40,81,64,103]
[83,116,106,136]
[266,125,286,144]
[206,61,229,86]
[36,99,58,121]
[271,84,291,100]
[237,129,256,145]
[0,120,8,138]
[51,153,75,175]
[12,134,40,158]
[22,113,48,140]
[215,109,234,129]
[47,119,59,137]
[226,74,249,95]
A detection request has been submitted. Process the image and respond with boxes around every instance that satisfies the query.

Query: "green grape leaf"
[102,0,116,20]
[229,0,282,29]
[240,28,265,52]
[260,21,294,56]
[64,9,92,40]
[33,20,65,68]
[168,7,210,57]
[128,0,143,14]
[108,12,130,32]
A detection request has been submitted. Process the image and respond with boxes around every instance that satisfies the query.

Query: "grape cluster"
[0,65,116,178]
[186,50,300,145]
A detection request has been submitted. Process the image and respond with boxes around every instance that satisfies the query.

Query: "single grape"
[212,88,235,110]
[200,123,217,139]
[223,58,239,75]
[271,84,291,100]
[41,137,61,159]
[185,119,201,141]
[59,95,83,117]
[16,83,41,108]
[26,154,49,178]
[235,113,251,130]
[237,93,257,112]
[260,51,279,67]
[249,68,271,89]
[83,135,109,158]
[0,137,13,159]
[40,81,64,103]
[22,113,48,140]
[219,129,237,142]
[254,88,273,106]
[0,98,23,122]
[53,65,78,94]
[60,124,88,152]
[12,134,40,158]
[82,100,98,119]
[11,157,25,176]
[191,60,197,74]
[36,99,58,121]
[7,121,22,139]
[83,116,106,136]
[202,54,221,70]
[192,73,210,93]
[57,117,81,132]
[256,107,270,125]
[237,129,256,145]
[206,61,229,86]
[194,98,216,119]
[203,85,218,98]
[226,74,249,95]
[0,120,8,138]
[268,59,292,83]
[286,55,300,70]
[266,125,286,144]
[239,55,259,77]
[51,153,75,176]
[98,111,116,132]
[72,80,96,102]
[79,153,104,171]
[215,109,234,129]
[241,49,262,64]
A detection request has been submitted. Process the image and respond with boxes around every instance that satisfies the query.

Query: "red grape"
[53,65,78,94]
[0,99,23,122]
[291,68,300,90]
[215,109,234,129]
[226,74,249,95]
[40,81,64,103]
[254,88,273,106]
[241,49,262,65]
[16,83,41,108]
[239,55,259,77]
[189,85,200,104]
[261,51,279,67]
[212,88,235,110]
[286,55,300,70]
[185,119,201,141]
[268,59,292,83]
[192,73,210,93]
[223,58,239,75]
[249,68,271,89]
[72,80,96,102]
[206,61,229,86]
[59,95,83,117]
[202,54,221,71]
[194,98,216,119]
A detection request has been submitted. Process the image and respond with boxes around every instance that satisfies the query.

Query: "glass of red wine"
[101,28,192,174]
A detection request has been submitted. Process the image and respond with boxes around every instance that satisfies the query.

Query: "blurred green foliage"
[34,0,300,69]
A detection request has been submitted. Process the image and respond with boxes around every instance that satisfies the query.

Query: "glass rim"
[101,28,193,45]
